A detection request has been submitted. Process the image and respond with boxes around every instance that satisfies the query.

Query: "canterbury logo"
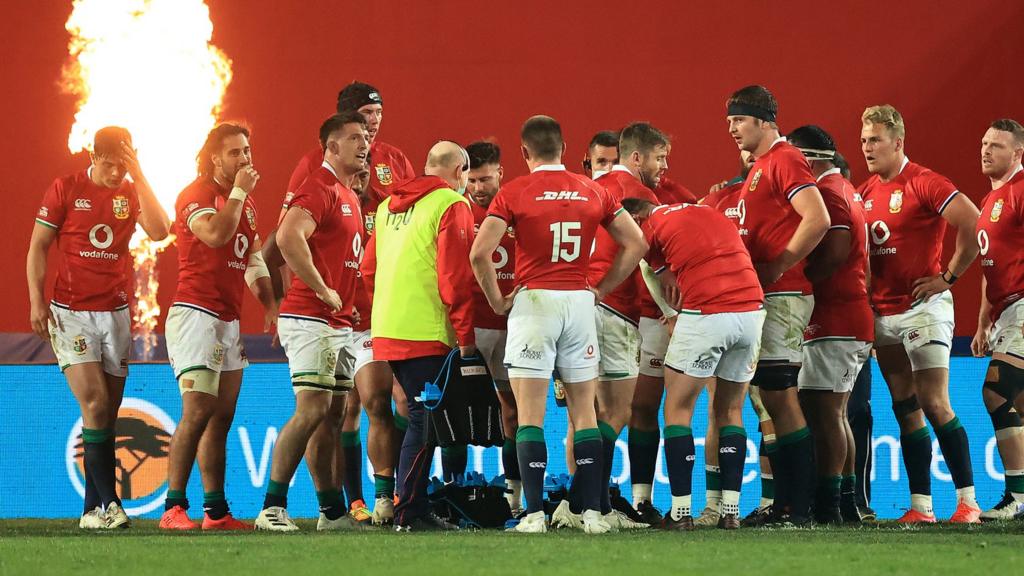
[575,458,595,465]
[528,461,547,469]
[720,447,738,454]
[74,198,92,210]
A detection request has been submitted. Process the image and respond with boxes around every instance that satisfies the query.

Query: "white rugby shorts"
[596,305,640,381]
[505,289,599,383]
[278,316,351,394]
[874,291,954,371]
[49,303,131,377]
[664,309,766,383]
[165,304,248,385]
[475,327,511,390]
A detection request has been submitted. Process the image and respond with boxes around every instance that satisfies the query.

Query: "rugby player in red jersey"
[583,130,620,179]
[471,116,647,533]
[283,82,413,524]
[859,105,981,523]
[971,119,1024,520]
[454,141,524,511]
[725,85,830,525]
[159,124,276,531]
[254,112,369,532]
[569,122,661,531]
[696,150,780,526]
[624,198,766,531]
[787,125,872,524]
[27,127,170,529]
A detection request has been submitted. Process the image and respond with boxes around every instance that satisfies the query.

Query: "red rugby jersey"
[977,166,1024,323]
[487,165,620,291]
[35,169,139,311]
[469,196,516,330]
[859,158,960,316]
[285,143,403,331]
[172,177,259,321]
[735,139,817,295]
[643,203,764,314]
[278,163,363,328]
[592,167,658,323]
[803,170,872,342]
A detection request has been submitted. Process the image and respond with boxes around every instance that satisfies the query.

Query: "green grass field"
[2,520,1023,576]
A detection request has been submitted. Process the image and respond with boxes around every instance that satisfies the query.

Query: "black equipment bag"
[420,349,505,448]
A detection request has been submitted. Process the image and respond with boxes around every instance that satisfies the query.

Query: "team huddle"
[27,81,1024,533]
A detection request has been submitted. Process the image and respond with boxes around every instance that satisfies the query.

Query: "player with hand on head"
[971,119,1024,521]
[788,125,872,524]
[160,123,276,531]
[859,104,981,523]
[27,126,170,529]
[255,112,369,532]
[725,85,830,525]
[472,115,647,534]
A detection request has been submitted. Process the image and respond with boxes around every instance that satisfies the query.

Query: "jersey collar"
[611,164,633,174]
[322,160,340,180]
[532,164,566,173]
[898,156,910,175]
[816,167,841,182]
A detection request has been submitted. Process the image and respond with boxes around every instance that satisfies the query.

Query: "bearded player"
[28,127,170,529]
[971,119,1024,520]
[159,123,277,530]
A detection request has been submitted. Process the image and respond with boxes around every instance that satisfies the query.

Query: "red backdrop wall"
[1,0,1020,337]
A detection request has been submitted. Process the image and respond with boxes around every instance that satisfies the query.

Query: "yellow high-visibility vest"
[370,186,469,345]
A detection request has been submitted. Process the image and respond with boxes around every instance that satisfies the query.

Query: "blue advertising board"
[0,358,1002,520]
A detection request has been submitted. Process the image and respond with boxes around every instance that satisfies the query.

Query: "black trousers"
[389,354,448,525]
[847,357,873,508]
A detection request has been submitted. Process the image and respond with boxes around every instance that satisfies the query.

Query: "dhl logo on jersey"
[535,190,589,202]
[990,199,1004,222]
[888,190,903,214]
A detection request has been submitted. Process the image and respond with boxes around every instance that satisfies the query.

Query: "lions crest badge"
[888,190,903,214]
[375,163,393,186]
[113,196,130,220]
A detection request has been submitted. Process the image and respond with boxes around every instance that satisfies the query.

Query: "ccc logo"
[978,229,990,256]
[233,234,249,259]
[89,224,113,249]
[870,220,891,245]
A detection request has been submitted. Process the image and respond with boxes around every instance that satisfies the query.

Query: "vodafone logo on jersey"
[80,224,119,260]
[977,229,990,256]
[869,220,895,256]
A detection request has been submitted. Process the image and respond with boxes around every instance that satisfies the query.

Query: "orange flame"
[63,0,232,358]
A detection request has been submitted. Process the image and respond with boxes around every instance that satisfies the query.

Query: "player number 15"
[549,221,581,263]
